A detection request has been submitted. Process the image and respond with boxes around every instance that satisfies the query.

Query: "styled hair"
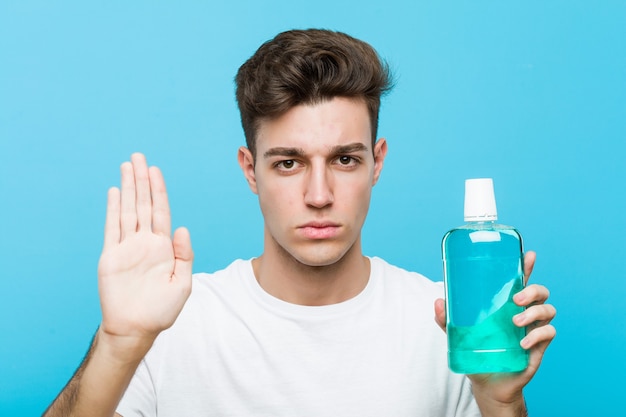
[235,29,393,158]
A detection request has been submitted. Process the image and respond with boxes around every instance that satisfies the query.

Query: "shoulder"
[369,256,444,301]
[191,259,252,290]
[152,259,254,343]
[370,256,442,290]
[174,259,254,316]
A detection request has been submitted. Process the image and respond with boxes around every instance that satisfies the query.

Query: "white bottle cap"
[464,178,498,221]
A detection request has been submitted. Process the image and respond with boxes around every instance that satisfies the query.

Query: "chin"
[269,233,359,269]
[288,246,354,269]
[295,256,342,268]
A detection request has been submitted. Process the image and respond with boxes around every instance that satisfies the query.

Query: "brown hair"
[235,29,393,158]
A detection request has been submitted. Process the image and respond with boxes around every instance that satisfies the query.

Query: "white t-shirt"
[117,257,480,417]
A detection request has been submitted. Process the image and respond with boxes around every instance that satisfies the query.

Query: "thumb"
[523,250,536,286]
[172,227,194,283]
[434,298,447,332]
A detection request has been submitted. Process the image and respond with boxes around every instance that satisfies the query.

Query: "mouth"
[297,222,341,239]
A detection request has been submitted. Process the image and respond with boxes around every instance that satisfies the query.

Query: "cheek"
[352,170,374,192]
[342,179,373,213]
[257,181,298,217]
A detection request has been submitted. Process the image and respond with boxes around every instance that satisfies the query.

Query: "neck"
[251,239,370,306]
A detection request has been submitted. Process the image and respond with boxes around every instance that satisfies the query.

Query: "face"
[238,97,387,268]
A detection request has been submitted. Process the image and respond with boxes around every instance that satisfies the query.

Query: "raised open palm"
[97,153,193,342]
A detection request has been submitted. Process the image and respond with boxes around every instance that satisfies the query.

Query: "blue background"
[1,1,625,415]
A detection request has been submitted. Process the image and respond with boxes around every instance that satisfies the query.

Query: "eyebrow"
[263,147,306,159]
[263,142,369,159]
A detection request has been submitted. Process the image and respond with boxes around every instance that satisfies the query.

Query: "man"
[45,29,556,417]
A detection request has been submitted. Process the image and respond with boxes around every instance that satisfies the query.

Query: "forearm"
[43,328,151,417]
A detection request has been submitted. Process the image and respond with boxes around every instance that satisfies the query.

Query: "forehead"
[256,97,372,153]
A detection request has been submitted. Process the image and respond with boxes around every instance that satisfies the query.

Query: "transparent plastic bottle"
[441,178,529,374]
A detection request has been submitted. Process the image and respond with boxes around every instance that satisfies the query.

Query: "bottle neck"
[464,217,497,224]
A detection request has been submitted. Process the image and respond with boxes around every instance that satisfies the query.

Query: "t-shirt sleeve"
[455,376,481,416]
[116,358,157,417]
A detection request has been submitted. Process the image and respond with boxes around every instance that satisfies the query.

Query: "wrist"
[473,387,527,417]
[95,326,156,365]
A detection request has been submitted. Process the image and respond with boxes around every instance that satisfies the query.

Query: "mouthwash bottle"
[442,178,528,374]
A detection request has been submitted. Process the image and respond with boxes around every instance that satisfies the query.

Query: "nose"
[303,163,334,208]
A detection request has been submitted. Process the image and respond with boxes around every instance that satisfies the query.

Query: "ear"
[372,138,387,186]
[238,146,258,194]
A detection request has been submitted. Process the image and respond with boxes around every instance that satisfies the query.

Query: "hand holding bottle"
[435,251,557,413]
[437,178,556,415]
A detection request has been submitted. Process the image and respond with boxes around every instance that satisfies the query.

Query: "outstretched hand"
[434,251,556,409]
[97,153,193,357]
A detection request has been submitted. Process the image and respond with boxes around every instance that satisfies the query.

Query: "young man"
[45,29,556,417]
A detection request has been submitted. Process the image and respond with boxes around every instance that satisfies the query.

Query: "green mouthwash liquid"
[442,178,529,374]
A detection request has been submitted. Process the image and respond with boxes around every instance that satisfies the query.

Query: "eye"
[274,159,300,172]
[335,155,359,167]
[280,160,295,169]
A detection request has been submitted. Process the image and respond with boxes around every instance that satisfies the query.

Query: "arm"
[42,328,149,417]
[434,251,557,417]
[44,153,193,417]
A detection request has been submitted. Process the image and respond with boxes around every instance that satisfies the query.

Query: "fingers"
[514,303,557,328]
[116,153,171,240]
[120,161,137,240]
[513,283,550,307]
[149,166,171,236]
[521,322,556,350]
[512,280,557,350]
[513,246,557,351]
[131,153,152,232]
[433,298,447,332]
